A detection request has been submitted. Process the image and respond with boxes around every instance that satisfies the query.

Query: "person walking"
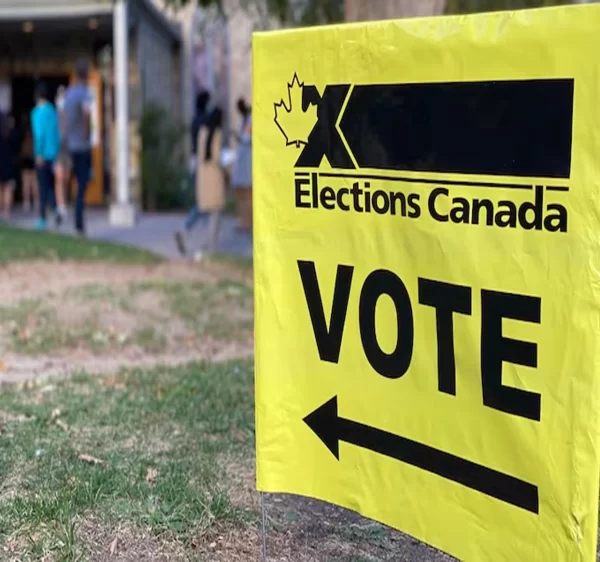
[20,114,38,212]
[0,113,20,220]
[54,85,70,220]
[231,98,252,231]
[174,90,210,256]
[195,106,226,257]
[31,82,61,230]
[64,59,92,237]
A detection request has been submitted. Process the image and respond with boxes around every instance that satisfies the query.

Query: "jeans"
[184,171,208,232]
[71,150,91,233]
[36,161,56,221]
[184,206,208,231]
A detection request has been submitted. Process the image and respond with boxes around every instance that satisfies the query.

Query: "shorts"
[0,179,15,190]
[21,157,34,171]
[0,166,16,185]
[56,148,71,171]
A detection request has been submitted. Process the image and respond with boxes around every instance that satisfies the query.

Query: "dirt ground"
[0,260,254,385]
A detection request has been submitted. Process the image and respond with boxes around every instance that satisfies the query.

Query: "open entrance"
[9,73,107,206]
[11,75,70,125]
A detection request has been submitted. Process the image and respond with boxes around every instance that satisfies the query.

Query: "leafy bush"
[139,103,188,211]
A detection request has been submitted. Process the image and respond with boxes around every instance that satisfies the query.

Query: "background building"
[345,0,446,20]
[0,0,182,221]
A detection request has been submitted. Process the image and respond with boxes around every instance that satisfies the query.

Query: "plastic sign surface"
[253,5,600,560]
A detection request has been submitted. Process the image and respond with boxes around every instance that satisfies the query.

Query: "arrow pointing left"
[303,396,539,514]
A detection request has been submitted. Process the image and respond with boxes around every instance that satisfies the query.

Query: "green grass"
[209,253,253,273]
[149,280,254,339]
[0,226,160,264]
[0,361,255,560]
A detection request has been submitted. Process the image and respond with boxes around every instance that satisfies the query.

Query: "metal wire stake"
[260,492,267,562]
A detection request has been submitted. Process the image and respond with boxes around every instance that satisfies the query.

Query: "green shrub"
[139,103,188,211]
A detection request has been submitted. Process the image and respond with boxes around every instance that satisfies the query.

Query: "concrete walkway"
[8,208,253,260]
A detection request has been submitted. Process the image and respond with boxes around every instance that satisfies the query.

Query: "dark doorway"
[11,75,69,126]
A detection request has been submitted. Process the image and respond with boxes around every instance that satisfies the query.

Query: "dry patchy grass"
[0,261,254,382]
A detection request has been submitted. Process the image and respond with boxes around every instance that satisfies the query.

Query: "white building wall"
[138,17,174,112]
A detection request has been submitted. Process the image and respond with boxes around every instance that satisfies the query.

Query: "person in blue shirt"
[31,82,61,230]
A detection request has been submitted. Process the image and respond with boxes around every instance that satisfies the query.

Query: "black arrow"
[303,396,539,514]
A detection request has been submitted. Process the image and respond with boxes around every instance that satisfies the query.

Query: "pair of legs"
[36,160,58,227]
[21,168,38,210]
[175,173,222,257]
[0,181,15,220]
[175,205,208,256]
[54,159,70,217]
[71,151,91,235]
[176,208,222,257]
[233,187,252,231]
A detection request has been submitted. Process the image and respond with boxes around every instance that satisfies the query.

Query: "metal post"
[114,0,129,205]
[109,0,136,226]
[260,493,267,562]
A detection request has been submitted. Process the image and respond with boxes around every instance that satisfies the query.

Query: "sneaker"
[174,231,187,256]
[22,202,31,213]
[34,218,47,231]
[55,212,63,228]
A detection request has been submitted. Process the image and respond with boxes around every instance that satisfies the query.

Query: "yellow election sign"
[253,4,600,561]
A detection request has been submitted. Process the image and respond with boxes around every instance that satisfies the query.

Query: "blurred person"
[20,114,38,212]
[0,113,20,220]
[194,105,226,258]
[193,40,208,95]
[231,98,252,231]
[64,59,92,237]
[31,81,61,230]
[174,90,211,256]
[54,85,70,219]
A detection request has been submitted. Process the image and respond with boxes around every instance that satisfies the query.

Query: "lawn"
[0,226,159,264]
[0,227,449,562]
[0,361,415,562]
[0,361,255,561]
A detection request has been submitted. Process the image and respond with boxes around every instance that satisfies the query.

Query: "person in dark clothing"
[174,90,211,256]
[20,115,38,212]
[0,113,20,220]
[191,91,210,158]
[64,58,92,236]
[193,105,226,257]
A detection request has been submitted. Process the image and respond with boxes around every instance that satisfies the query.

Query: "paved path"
[8,208,253,260]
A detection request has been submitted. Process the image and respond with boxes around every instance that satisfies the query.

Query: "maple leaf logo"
[274,74,318,148]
